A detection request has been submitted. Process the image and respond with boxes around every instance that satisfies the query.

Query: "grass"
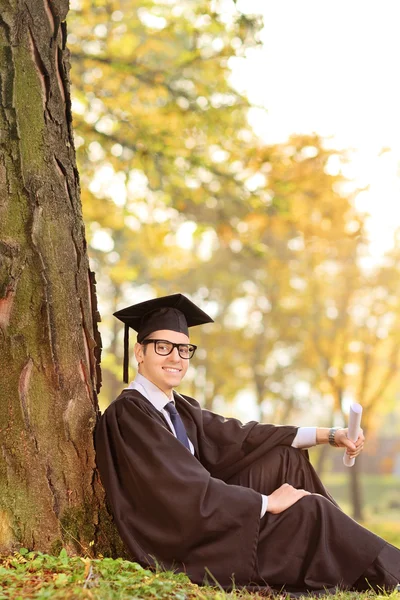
[0,550,399,600]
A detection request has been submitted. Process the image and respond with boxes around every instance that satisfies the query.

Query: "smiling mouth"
[163,367,181,373]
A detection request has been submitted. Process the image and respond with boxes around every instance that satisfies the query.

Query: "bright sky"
[231,0,400,256]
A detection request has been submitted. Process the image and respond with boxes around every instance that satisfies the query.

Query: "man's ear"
[134,342,144,365]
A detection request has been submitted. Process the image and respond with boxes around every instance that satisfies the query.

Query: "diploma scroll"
[343,403,362,468]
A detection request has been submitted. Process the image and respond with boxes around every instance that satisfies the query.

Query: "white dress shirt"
[127,373,317,517]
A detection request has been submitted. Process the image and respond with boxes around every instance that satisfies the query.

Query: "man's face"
[134,329,190,396]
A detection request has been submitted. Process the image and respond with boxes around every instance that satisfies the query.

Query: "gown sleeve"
[176,394,299,480]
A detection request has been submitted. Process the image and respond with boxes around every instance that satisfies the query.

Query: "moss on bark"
[13,44,46,173]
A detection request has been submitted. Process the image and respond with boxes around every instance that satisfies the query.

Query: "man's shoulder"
[174,390,194,402]
[173,391,201,408]
[102,388,152,416]
[114,387,147,402]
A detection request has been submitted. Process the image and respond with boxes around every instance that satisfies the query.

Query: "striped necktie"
[165,402,190,450]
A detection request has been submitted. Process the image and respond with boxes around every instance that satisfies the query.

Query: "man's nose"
[169,346,181,360]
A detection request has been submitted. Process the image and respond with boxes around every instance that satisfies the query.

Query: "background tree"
[303,238,400,519]
[68,0,266,402]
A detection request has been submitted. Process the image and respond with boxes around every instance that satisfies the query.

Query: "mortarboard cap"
[114,293,214,383]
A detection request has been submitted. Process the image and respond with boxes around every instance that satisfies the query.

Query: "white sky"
[231,0,400,256]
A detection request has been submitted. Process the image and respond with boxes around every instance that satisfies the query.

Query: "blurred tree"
[179,135,364,420]
[68,0,266,400]
[69,0,263,224]
[303,237,400,520]
[172,134,400,520]
[238,137,400,520]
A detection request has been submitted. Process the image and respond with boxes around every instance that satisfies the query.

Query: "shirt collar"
[128,372,173,411]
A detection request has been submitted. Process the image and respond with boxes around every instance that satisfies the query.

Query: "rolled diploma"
[343,403,362,467]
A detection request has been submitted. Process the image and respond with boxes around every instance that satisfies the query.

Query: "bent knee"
[265,444,304,460]
[297,492,334,512]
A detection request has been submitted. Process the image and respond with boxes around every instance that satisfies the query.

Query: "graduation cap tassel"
[123,323,129,384]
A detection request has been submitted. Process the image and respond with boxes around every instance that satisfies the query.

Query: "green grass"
[0,550,399,600]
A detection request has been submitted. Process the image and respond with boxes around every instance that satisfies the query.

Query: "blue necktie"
[165,402,190,450]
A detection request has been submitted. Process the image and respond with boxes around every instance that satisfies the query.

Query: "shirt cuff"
[291,427,317,449]
[260,494,268,517]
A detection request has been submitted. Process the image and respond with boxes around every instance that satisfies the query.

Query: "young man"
[95,294,400,595]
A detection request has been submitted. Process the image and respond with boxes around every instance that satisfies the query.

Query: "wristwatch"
[329,427,341,447]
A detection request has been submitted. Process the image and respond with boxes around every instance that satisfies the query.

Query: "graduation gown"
[95,389,398,592]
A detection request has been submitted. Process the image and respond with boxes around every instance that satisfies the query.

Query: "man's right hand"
[267,483,311,514]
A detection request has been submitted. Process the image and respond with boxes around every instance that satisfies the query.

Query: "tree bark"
[0,0,122,556]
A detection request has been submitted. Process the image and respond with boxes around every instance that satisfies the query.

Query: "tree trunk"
[349,454,363,521]
[0,0,122,557]
[314,443,330,477]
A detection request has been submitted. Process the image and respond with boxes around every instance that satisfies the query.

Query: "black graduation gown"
[95,389,398,592]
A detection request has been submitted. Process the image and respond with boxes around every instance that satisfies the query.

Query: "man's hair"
[141,334,154,355]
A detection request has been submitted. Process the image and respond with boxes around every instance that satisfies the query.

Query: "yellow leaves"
[216,223,234,244]
[108,263,139,286]
[80,556,92,579]
[66,2,400,432]
[0,511,13,550]
[81,190,125,232]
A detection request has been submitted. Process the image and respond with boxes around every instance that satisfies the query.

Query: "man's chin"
[162,372,184,386]
[164,374,183,384]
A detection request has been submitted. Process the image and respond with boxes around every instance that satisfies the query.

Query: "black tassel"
[123,323,129,383]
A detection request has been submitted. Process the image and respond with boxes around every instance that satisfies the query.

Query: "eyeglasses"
[141,339,197,359]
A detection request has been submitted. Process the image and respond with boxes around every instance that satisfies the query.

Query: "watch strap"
[329,427,341,447]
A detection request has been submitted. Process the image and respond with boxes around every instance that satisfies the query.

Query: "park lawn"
[0,550,399,600]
